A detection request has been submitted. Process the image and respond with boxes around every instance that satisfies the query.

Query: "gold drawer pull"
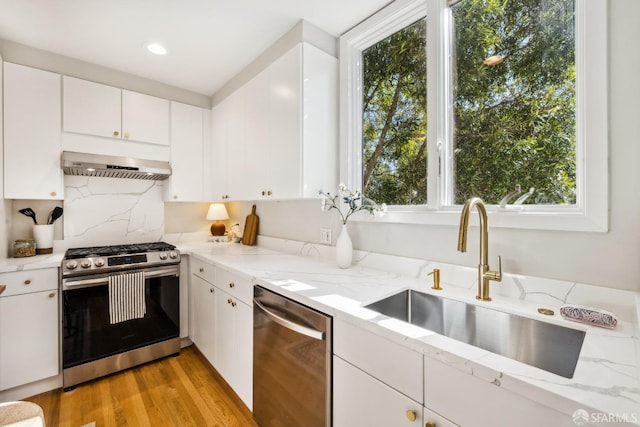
[48,292,56,298]
[199,268,204,273]
[113,130,119,137]
[229,282,235,288]
[406,410,417,422]
[0,284,6,295]
[24,279,31,285]
[209,288,214,293]
[426,422,437,427]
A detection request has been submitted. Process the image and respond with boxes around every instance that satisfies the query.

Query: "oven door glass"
[63,272,180,369]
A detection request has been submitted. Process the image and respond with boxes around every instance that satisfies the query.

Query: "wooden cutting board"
[242,204,258,246]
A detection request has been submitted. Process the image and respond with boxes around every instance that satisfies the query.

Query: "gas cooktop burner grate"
[64,242,176,259]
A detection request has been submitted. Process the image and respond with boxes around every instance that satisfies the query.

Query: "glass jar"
[14,239,36,258]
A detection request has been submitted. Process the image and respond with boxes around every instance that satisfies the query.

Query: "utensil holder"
[33,224,54,254]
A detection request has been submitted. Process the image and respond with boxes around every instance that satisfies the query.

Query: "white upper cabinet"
[166,101,204,201]
[210,90,251,201]
[63,76,170,146]
[3,62,63,200]
[122,90,170,145]
[209,42,337,201]
[63,76,121,139]
[209,102,230,200]
[263,44,301,199]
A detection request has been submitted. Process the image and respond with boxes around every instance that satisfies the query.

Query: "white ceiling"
[0,0,393,96]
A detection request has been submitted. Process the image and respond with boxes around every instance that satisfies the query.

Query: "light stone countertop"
[178,239,640,426]
[1,237,636,424]
[0,252,63,273]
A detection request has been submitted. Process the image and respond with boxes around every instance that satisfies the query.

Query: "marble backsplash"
[61,176,164,249]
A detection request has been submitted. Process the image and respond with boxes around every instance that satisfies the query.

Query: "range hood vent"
[62,151,171,180]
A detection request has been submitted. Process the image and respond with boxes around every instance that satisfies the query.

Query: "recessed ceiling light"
[145,42,167,55]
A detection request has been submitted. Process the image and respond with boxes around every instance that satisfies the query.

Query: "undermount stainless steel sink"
[365,290,586,378]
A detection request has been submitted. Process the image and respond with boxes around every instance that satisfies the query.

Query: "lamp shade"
[206,203,229,221]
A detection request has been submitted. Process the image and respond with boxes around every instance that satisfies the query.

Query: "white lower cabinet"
[189,258,253,410]
[0,269,59,390]
[423,406,458,427]
[334,356,424,427]
[189,273,216,364]
[214,276,253,410]
[424,357,574,427]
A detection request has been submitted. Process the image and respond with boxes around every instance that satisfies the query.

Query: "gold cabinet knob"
[229,282,235,288]
[113,130,119,137]
[199,267,204,273]
[406,410,417,422]
[209,288,214,293]
[426,422,437,427]
[24,279,31,285]
[0,284,6,295]
[124,132,130,139]
[48,292,56,298]
[231,300,236,307]
[173,195,178,200]
[50,191,57,197]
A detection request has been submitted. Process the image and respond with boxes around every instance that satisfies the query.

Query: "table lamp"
[206,203,229,236]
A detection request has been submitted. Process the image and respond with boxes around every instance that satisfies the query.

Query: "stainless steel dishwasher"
[253,286,332,427]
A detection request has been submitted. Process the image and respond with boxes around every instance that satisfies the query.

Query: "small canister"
[13,239,36,258]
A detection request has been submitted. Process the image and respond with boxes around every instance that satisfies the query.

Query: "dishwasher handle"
[254,298,325,341]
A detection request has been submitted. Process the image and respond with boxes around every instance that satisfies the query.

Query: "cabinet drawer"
[424,357,573,426]
[216,268,252,305]
[0,268,58,297]
[190,257,215,284]
[334,356,423,427]
[334,318,423,403]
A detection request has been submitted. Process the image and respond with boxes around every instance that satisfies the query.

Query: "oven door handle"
[63,266,179,289]
[63,276,109,289]
[254,298,325,340]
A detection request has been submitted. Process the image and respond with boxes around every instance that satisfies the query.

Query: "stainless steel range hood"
[61,151,171,180]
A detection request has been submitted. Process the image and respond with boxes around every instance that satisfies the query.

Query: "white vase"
[335,224,353,268]
[33,224,54,254]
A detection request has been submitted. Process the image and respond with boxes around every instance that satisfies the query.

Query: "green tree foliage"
[363,19,427,205]
[362,0,575,206]
[453,0,576,204]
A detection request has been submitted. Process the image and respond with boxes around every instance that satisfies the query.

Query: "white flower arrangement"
[318,184,386,224]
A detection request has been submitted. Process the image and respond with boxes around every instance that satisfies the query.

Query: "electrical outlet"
[320,228,332,245]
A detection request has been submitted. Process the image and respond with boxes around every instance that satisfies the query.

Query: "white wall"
[215,1,640,293]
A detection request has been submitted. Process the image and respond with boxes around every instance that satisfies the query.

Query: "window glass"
[362,18,427,205]
[345,0,606,231]
[451,0,576,205]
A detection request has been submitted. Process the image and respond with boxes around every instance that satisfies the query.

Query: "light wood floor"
[26,345,259,427]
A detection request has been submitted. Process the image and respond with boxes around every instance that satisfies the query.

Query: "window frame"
[339,0,608,232]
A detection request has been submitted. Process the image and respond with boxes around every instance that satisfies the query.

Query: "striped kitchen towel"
[108,271,146,324]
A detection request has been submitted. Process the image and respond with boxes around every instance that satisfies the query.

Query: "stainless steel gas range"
[60,242,181,390]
